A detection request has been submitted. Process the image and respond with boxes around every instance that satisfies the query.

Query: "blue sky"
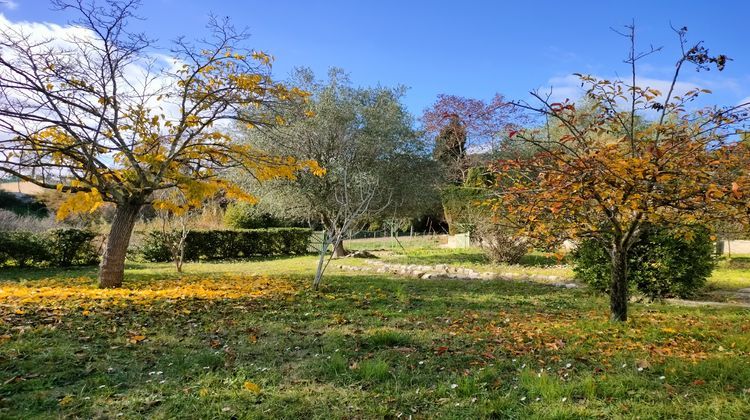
[2,0,748,117]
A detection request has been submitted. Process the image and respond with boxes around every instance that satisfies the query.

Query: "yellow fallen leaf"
[82,310,91,316]
[128,335,146,344]
[198,388,209,397]
[243,381,261,394]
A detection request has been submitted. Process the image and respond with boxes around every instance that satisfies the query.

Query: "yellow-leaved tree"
[0,0,322,287]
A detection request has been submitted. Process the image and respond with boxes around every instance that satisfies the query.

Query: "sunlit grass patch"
[0,274,296,309]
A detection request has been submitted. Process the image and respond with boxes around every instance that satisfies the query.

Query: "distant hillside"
[0,181,46,196]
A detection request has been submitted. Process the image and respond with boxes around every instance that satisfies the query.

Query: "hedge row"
[0,228,99,268]
[138,228,312,262]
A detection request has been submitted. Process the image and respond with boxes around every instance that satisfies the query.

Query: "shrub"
[572,226,715,299]
[46,228,99,267]
[137,231,175,263]
[0,228,98,268]
[475,223,528,264]
[138,228,313,262]
[0,231,49,267]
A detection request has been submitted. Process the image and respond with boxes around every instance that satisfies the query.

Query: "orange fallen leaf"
[128,335,146,344]
[243,381,261,394]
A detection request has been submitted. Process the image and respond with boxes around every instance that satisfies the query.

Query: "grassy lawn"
[347,236,750,292]
[2,252,750,419]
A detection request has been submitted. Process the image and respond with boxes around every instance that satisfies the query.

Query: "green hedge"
[572,226,715,299]
[0,228,99,268]
[138,228,313,262]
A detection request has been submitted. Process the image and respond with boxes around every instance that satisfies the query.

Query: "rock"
[421,273,433,279]
[564,283,578,289]
[345,250,377,259]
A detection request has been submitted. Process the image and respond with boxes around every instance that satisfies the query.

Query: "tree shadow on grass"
[721,256,750,269]
[0,265,98,282]
[518,253,569,267]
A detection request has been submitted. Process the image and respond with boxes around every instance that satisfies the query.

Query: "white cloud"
[541,74,702,105]
[0,13,179,134]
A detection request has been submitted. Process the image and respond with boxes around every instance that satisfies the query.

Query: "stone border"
[336,260,579,289]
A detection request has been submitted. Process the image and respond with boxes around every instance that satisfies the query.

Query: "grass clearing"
[1,247,749,418]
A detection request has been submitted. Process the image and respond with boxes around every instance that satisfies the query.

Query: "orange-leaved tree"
[489,26,750,322]
[0,0,322,287]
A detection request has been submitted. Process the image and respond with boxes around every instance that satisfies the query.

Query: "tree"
[422,94,521,183]
[0,0,319,287]
[489,25,749,322]
[242,68,440,260]
[433,114,467,183]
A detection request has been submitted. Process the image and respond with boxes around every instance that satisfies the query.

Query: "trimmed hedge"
[572,226,715,299]
[0,228,99,268]
[138,228,313,262]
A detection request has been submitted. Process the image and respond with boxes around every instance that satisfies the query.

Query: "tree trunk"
[333,240,347,258]
[609,246,629,322]
[99,202,141,288]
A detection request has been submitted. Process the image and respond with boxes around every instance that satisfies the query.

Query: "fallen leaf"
[243,381,261,394]
[128,335,146,344]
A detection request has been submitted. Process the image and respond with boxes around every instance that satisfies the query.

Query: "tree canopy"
[240,68,440,257]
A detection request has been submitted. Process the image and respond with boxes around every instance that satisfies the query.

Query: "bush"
[138,228,312,262]
[46,228,99,267]
[475,224,528,264]
[0,231,49,267]
[572,226,715,299]
[137,231,175,263]
[223,202,285,229]
[0,228,98,268]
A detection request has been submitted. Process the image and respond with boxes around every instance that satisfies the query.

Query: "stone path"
[336,260,580,289]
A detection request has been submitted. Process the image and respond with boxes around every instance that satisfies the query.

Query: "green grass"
[709,256,750,291]
[346,236,750,292]
[1,251,750,418]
